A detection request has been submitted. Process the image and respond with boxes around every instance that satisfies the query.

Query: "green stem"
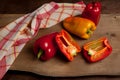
[87,29,93,35]
[88,49,95,56]
[37,49,43,59]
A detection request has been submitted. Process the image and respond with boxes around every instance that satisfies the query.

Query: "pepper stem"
[37,49,43,59]
[87,29,93,35]
[88,49,96,56]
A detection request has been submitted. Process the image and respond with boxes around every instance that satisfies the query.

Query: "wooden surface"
[1,0,120,80]
[5,14,120,76]
[0,14,120,79]
[0,0,120,14]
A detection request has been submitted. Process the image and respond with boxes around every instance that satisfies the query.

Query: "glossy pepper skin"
[55,30,81,61]
[81,2,101,26]
[33,32,58,61]
[83,37,112,63]
[63,17,96,39]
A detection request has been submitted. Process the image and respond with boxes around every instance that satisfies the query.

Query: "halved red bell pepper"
[55,30,81,61]
[83,37,112,63]
[81,2,101,26]
[33,32,58,61]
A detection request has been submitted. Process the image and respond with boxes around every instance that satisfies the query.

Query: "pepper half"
[81,2,101,26]
[63,17,96,39]
[55,30,81,61]
[33,32,58,61]
[83,37,112,63]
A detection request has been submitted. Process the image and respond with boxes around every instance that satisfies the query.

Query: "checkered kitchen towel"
[0,1,86,79]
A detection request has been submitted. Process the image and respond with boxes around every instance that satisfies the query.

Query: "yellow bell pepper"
[63,17,96,39]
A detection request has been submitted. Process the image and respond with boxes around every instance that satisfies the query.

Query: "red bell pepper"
[33,32,58,61]
[55,30,81,61]
[81,2,101,26]
[83,37,112,63]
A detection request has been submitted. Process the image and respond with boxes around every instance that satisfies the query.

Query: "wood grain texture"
[0,0,120,14]
[1,0,120,79]
[0,14,119,77]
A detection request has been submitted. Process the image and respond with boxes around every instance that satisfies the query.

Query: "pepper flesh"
[83,37,112,63]
[55,30,81,61]
[33,32,58,61]
[63,17,96,39]
[81,2,101,26]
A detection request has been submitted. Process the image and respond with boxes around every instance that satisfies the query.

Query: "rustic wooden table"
[0,0,120,80]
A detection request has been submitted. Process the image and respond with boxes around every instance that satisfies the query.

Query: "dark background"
[0,0,120,14]
[1,0,120,80]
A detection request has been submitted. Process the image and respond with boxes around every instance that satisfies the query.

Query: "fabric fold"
[0,1,85,79]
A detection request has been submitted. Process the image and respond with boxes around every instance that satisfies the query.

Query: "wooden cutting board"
[0,14,120,77]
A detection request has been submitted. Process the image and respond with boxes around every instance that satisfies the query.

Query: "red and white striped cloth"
[0,1,86,79]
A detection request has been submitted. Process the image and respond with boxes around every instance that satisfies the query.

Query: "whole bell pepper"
[33,32,58,61]
[63,17,96,39]
[83,37,112,63]
[81,2,101,26]
[55,30,81,61]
